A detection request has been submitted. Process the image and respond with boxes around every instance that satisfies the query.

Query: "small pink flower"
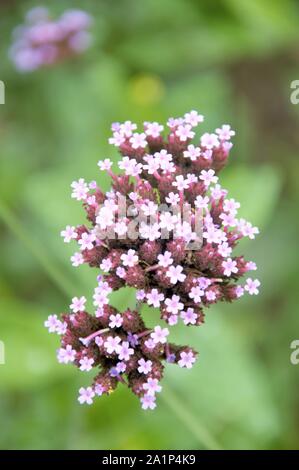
[121,249,139,267]
[100,258,112,272]
[57,345,76,364]
[195,195,209,210]
[168,314,178,326]
[109,313,123,328]
[189,286,204,304]
[175,124,195,142]
[172,175,190,191]
[140,393,156,410]
[223,198,240,214]
[216,124,235,141]
[78,386,95,405]
[78,232,96,251]
[184,110,204,127]
[147,289,165,308]
[220,212,237,227]
[205,290,216,301]
[222,258,238,277]
[158,251,173,268]
[199,169,218,186]
[178,351,196,369]
[129,132,147,149]
[246,261,257,271]
[139,222,161,241]
[200,132,219,149]
[70,252,84,267]
[183,144,201,161]
[181,308,197,325]
[71,178,89,201]
[138,358,152,375]
[166,192,180,205]
[44,314,60,333]
[145,121,164,138]
[98,159,113,171]
[109,131,125,147]
[151,325,169,344]
[104,336,121,354]
[165,295,184,314]
[70,296,86,313]
[118,341,134,361]
[61,225,77,243]
[120,120,137,137]
[79,356,94,371]
[166,265,186,284]
[218,242,232,258]
[244,278,260,295]
[159,212,178,231]
[235,286,244,298]
[143,377,162,395]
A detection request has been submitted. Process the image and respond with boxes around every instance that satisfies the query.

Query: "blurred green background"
[1,0,299,450]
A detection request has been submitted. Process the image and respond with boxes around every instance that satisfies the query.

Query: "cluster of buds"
[9,7,92,72]
[46,110,260,410]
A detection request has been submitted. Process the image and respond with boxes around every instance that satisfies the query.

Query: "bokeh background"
[1,0,299,450]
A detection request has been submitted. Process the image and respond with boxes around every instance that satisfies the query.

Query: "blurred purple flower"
[9,6,93,72]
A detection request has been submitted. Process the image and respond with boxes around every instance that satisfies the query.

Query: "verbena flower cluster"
[45,110,260,410]
[9,7,92,72]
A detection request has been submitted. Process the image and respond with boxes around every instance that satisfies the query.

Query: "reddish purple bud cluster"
[46,111,260,410]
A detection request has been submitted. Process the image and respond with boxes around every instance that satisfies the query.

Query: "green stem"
[0,200,75,298]
[161,384,222,450]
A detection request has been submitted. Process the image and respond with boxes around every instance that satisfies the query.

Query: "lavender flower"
[46,110,260,410]
[9,7,93,72]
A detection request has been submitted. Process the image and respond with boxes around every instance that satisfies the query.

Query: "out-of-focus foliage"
[0,0,299,450]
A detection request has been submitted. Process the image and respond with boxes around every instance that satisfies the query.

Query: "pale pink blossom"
[71,252,84,267]
[121,249,139,267]
[79,356,94,371]
[118,341,134,361]
[181,308,197,325]
[150,325,169,344]
[129,132,147,149]
[104,336,121,354]
[70,296,86,313]
[165,295,184,314]
[200,132,219,149]
[183,144,201,161]
[222,258,238,276]
[97,159,113,171]
[178,351,196,369]
[175,124,195,142]
[184,110,204,126]
[143,377,162,395]
[57,345,76,364]
[78,232,96,251]
[138,358,152,375]
[199,169,218,186]
[109,313,123,328]
[244,278,260,295]
[71,178,89,200]
[157,251,173,268]
[166,265,186,284]
[145,121,164,138]
[61,225,77,243]
[140,393,156,410]
[216,124,235,141]
[147,289,165,308]
[78,386,95,405]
